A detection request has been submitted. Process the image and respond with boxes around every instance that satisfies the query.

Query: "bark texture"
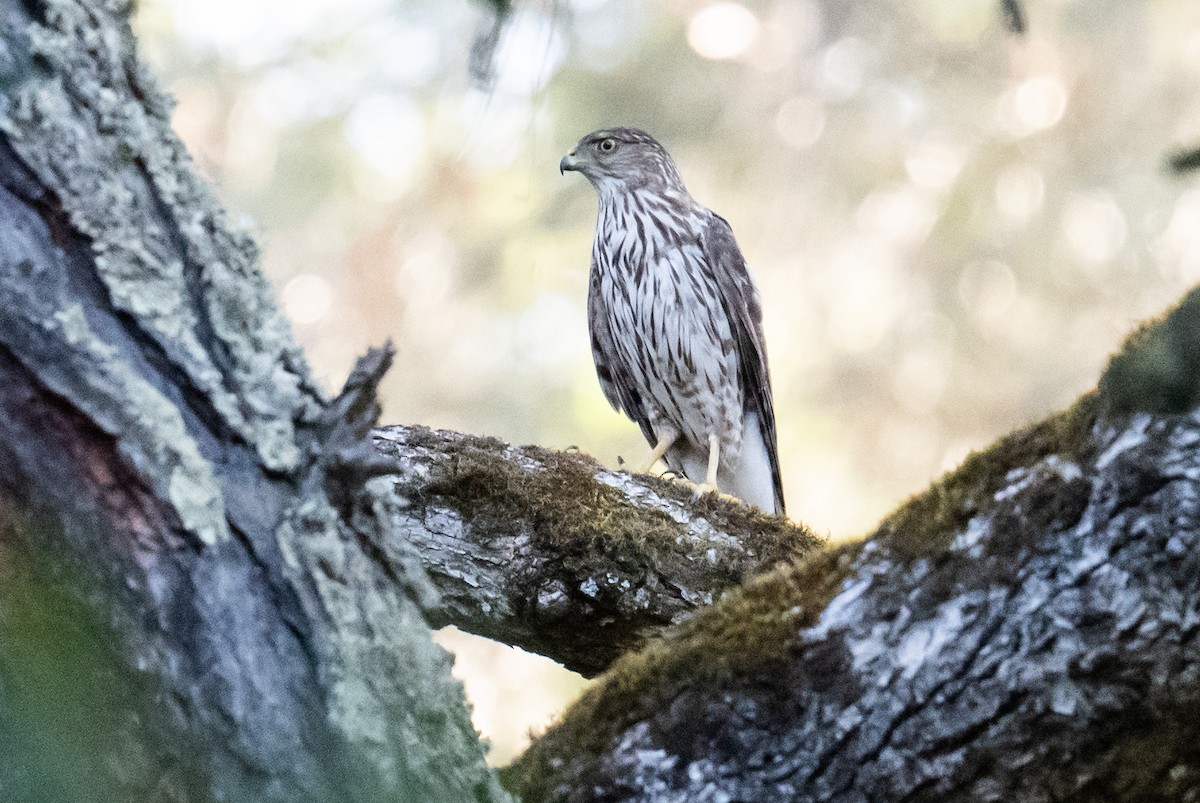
[373,425,820,677]
[510,290,1200,801]
[0,2,505,800]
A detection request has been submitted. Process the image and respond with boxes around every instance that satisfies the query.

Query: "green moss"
[427,434,679,554]
[511,390,1103,789]
[1099,286,1200,415]
[410,427,820,571]
[876,390,1099,562]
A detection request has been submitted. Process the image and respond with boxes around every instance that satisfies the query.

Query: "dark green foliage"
[1100,286,1200,415]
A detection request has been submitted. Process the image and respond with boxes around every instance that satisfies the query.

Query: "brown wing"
[587,263,655,446]
[701,213,785,513]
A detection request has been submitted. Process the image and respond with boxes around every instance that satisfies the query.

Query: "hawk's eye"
[597,138,617,153]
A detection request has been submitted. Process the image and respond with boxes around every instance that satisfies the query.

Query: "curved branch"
[509,289,1200,800]
[372,425,822,677]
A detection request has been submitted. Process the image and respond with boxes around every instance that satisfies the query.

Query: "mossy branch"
[371,425,822,677]
[508,298,1200,800]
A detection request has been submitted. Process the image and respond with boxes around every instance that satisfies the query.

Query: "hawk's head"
[560,127,686,198]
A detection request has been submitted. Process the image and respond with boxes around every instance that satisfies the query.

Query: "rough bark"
[509,290,1200,801]
[372,425,820,677]
[0,2,505,800]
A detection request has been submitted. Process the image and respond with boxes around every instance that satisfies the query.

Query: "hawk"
[560,127,785,514]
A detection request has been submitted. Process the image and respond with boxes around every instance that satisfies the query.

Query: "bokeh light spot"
[395,230,457,310]
[855,185,938,248]
[904,132,965,190]
[958,260,1017,335]
[893,349,947,414]
[998,75,1069,136]
[1015,76,1068,129]
[282,274,334,325]
[495,11,566,95]
[687,3,760,61]
[994,164,1046,222]
[1062,192,1127,267]
[344,92,425,198]
[821,37,869,99]
[826,244,904,353]
[1160,189,1200,283]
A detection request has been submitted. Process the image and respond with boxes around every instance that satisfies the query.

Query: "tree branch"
[1167,144,1200,174]
[1000,0,1026,34]
[372,425,822,677]
[509,288,1200,800]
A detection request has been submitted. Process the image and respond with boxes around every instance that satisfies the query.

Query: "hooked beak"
[559,151,579,175]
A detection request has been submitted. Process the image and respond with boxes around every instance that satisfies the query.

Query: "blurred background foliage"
[131,0,1200,765]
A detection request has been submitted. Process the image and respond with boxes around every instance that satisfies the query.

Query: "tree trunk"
[0,2,507,800]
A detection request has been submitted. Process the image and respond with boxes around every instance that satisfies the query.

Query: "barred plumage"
[561,127,785,514]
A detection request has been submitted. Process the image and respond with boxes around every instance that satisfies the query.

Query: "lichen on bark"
[4,0,324,474]
[374,424,822,676]
[0,2,508,800]
[508,296,1200,801]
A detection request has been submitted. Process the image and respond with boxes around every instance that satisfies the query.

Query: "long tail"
[719,412,783,514]
[669,412,784,515]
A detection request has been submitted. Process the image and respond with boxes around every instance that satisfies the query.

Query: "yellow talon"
[639,431,678,474]
[689,436,722,501]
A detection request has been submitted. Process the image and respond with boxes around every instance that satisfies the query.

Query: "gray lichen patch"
[52,304,228,545]
[276,491,511,802]
[0,125,229,548]
[2,0,323,475]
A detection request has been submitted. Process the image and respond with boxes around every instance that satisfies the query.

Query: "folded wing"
[700,214,785,514]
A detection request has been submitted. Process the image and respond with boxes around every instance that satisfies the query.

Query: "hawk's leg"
[691,435,720,500]
[639,430,679,474]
